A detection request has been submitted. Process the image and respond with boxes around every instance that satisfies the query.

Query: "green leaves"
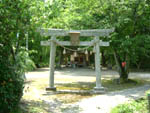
[15,0,150,70]
[0,1,32,112]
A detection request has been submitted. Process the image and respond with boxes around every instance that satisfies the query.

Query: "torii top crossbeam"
[38,28,114,37]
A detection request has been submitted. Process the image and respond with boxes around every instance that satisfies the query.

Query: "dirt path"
[73,84,150,113]
[25,68,150,113]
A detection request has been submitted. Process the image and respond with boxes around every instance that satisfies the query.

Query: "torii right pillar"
[94,36,104,93]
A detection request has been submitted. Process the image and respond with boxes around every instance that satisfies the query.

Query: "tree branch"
[11,46,16,63]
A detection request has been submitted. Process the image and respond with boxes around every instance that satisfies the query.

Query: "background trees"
[25,0,150,82]
[106,0,150,81]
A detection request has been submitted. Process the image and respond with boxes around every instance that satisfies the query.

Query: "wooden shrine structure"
[39,28,114,92]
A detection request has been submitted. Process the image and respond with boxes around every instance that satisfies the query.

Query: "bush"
[0,58,24,113]
[0,47,36,113]
[111,98,148,113]
[0,47,25,113]
[16,48,36,72]
[0,0,31,112]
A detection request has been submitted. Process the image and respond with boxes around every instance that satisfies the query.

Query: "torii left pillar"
[46,36,57,91]
[94,36,104,92]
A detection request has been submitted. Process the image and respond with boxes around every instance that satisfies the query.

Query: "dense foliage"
[0,57,24,113]
[28,0,150,82]
[0,0,31,112]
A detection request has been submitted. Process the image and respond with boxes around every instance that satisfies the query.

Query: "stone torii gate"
[39,28,114,92]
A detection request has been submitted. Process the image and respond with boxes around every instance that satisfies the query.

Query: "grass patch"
[27,78,146,92]
[55,79,145,92]
[56,82,95,90]
[102,79,145,92]
[111,98,148,113]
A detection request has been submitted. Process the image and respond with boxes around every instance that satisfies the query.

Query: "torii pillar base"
[46,87,56,91]
[93,87,105,94]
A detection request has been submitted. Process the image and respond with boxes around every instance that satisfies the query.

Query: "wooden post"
[94,36,104,92]
[46,36,57,91]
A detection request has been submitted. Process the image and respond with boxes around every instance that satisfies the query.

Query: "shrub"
[0,57,24,113]
[0,0,31,112]
[16,48,36,72]
[111,98,148,113]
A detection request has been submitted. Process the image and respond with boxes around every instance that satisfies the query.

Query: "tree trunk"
[11,46,16,63]
[113,50,129,83]
[136,61,142,70]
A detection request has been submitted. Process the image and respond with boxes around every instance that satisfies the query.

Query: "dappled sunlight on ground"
[22,68,150,113]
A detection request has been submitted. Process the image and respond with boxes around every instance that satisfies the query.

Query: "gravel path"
[74,84,150,113]
[25,68,150,113]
